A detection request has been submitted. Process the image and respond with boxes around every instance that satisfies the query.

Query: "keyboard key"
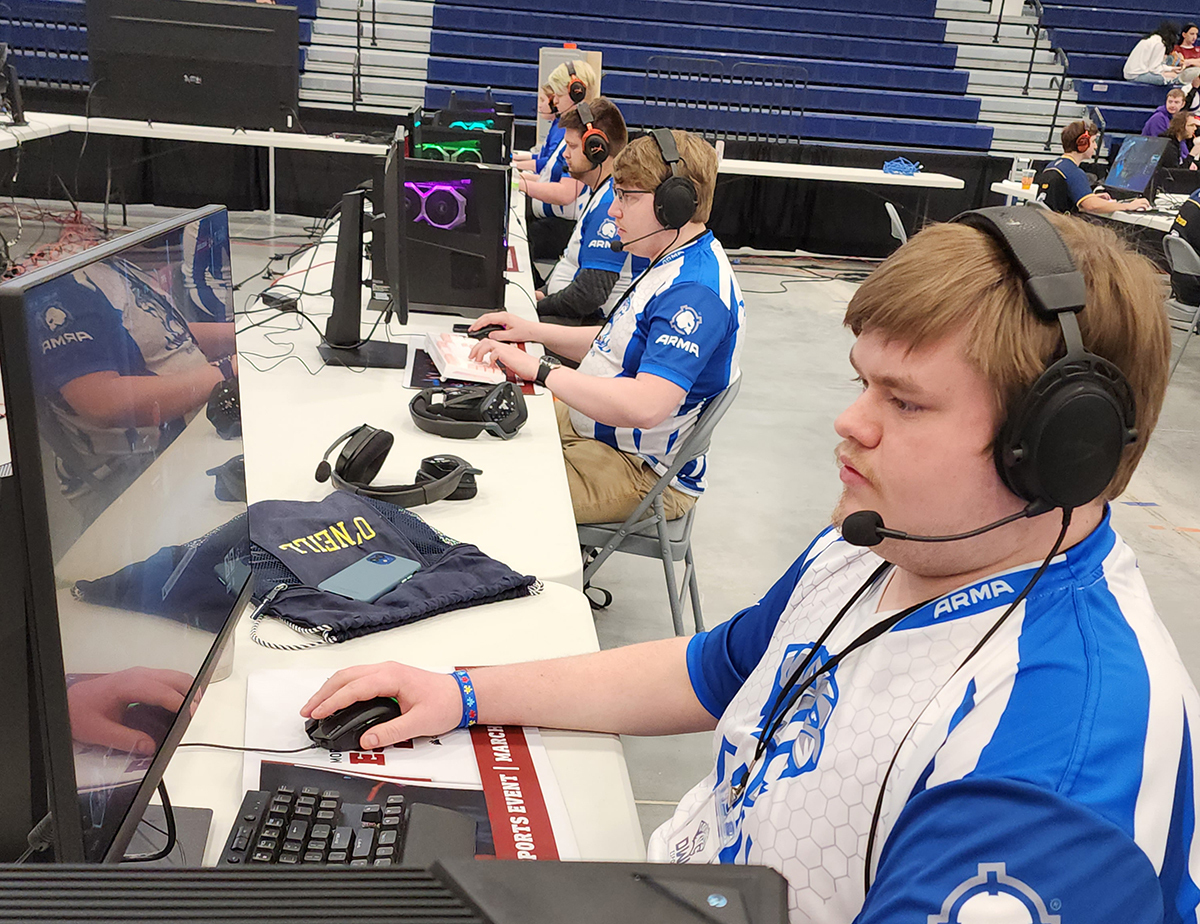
[276,786,295,796]
[251,851,273,863]
[296,796,317,809]
[282,840,303,854]
[294,805,314,819]
[315,811,336,822]
[327,851,347,862]
[310,824,332,841]
[375,846,394,858]
[287,821,309,843]
[231,835,248,851]
[278,854,299,865]
[301,786,321,797]
[321,791,341,800]
[381,815,401,828]
[256,838,277,852]
[377,830,398,847]
[351,828,375,860]
[385,795,406,806]
[374,857,393,867]
[331,827,354,852]
[361,805,382,825]
[383,805,404,817]
[303,852,324,863]
[318,799,339,812]
[350,859,368,867]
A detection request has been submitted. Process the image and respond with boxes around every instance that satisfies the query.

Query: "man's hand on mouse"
[67,667,195,755]
[467,311,535,344]
[301,662,463,749]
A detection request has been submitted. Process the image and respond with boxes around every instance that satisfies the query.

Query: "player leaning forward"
[304,207,1199,922]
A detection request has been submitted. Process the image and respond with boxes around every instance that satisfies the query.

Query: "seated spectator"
[1142,87,1187,135]
[1169,188,1200,306]
[520,60,599,266]
[1158,110,1200,170]
[467,130,744,525]
[1036,121,1150,214]
[1176,23,1200,63]
[536,98,649,328]
[1124,22,1197,85]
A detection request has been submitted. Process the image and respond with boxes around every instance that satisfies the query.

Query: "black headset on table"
[728,206,1139,891]
[314,424,482,507]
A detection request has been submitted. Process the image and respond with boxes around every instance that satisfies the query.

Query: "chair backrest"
[642,377,742,498]
[1164,232,1200,276]
[884,202,907,244]
[1035,167,1075,213]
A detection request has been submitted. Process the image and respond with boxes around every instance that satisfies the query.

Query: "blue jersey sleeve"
[27,272,140,395]
[1057,159,1095,207]
[687,529,837,718]
[855,778,1164,924]
[534,120,564,173]
[635,282,733,391]
[575,186,627,274]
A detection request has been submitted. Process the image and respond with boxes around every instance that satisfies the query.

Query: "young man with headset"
[520,60,599,265]
[536,97,647,326]
[466,128,743,525]
[304,208,1200,921]
[1036,120,1151,214]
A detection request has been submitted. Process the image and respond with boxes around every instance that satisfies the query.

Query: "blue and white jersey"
[533,118,565,174]
[179,213,233,321]
[545,176,648,316]
[570,230,744,495]
[650,512,1200,924]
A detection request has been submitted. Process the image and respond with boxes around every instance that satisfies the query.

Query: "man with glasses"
[465,129,744,525]
[537,97,647,327]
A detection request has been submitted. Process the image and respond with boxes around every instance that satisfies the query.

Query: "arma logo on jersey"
[930,863,1060,924]
[670,305,702,336]
[598,219,618,239]
[44,306,70,331]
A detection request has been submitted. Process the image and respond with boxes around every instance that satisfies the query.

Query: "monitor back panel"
[86,0,299,131]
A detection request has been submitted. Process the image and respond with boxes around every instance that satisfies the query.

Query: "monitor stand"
[121,804,212,867]
[318,341,408,369]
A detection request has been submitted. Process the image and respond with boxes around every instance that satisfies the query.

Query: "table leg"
[268,144,276,216]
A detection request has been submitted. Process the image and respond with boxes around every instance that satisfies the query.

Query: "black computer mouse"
[304,696,403,751]
[468,324,507,340]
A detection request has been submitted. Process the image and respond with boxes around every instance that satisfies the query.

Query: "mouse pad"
[257,761,495,856]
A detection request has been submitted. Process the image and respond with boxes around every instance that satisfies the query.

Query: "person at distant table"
[1035,120,1150,215]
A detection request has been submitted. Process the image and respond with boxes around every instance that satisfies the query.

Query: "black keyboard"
[218,785,475,867]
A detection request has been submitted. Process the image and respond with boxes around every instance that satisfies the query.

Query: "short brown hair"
[843,214,1170,501]
[1167,87,1187,101]
[558,96,628,158]
[611,130,718,224]
[1061,119,1098,154]
[1166,108,1199,140]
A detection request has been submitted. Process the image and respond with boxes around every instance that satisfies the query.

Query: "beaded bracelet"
[452,669,478,728]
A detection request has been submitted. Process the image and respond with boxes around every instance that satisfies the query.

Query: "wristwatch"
[535,354,562,386]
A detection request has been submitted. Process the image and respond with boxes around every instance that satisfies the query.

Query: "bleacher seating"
[1043,0,1200,140]
[1,0,315,92]
[425,0,994,152]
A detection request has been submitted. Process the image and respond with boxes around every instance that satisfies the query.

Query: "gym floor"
[9,203,1199,849]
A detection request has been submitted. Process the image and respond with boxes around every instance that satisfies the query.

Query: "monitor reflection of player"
[66,667,195,756]
[28,257,237,524]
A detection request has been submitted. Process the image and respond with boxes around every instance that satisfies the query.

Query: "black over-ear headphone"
[953,206,1137,513]
[649,128,699,230]
[566,61,587,105]
[314,424,482,506]
[575,101,609,166]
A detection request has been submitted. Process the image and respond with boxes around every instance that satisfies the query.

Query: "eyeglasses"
[613,188,653,203]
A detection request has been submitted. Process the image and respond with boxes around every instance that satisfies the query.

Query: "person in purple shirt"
[1143,86,1187,135]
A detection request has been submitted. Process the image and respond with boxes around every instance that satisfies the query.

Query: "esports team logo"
[598,218,618,240]
[44,306,69,331]
[931,863,1060,924]
[670,305,702,337]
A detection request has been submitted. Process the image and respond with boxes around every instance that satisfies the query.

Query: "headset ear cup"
[654,175,699,230]
[995,355,1135,510]
[416,456,479,500]
[569,78,586,104]
[582,127,608,165]
[338,428,394,485]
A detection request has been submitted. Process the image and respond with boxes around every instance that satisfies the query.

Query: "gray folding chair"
[1161,234,1200,379]
[884,202,907,245]
[577,378,741,636]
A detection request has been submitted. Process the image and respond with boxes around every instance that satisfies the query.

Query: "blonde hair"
[842,214,1170,500]
[611,130,719,224]
[546,60,599,100]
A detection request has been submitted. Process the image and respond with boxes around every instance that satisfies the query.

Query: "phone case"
[317,551,422,602]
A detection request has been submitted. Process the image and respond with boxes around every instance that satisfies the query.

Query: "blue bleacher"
[428,0,991,153]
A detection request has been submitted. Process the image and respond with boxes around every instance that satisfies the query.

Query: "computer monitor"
[370,158,509,318]
[86,0,300,132]
[0,205,252,863]
[1102,136,1169,199]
